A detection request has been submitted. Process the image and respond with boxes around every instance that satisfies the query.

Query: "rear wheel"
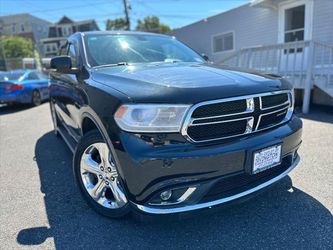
[32,90,42,106]
[73,130,130,218]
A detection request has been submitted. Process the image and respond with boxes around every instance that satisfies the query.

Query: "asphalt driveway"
[0,103,332,249]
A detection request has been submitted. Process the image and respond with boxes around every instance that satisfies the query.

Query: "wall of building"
[170,4,280,62]
[312,0,333,45]
[0,14,50,56]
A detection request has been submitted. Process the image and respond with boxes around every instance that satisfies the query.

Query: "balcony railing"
[218,41,333,113]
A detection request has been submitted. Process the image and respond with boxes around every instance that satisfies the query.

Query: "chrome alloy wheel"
[80,143,127,209]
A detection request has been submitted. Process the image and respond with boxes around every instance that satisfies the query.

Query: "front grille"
[187,119,247,141]
[182,91,292,143]
[201,156,293,202]
[258,108,288,130]
[192,99,247,118]
[261,93,289,109]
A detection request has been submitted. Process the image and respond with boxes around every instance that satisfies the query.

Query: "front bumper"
[134,155,300,214]
[113,115,302,214]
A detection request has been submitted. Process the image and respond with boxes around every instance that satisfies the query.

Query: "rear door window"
[27,72,40,80]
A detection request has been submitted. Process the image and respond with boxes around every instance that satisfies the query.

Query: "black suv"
[49,31,302,218]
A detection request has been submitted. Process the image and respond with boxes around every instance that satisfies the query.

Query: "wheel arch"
[81,116,98,135]
[79,110,127,196]
[79,111,118,163]
[80,112,110,145]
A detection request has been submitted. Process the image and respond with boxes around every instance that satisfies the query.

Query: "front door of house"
[279,0,313,76]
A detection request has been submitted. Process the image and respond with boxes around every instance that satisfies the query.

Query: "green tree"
[0,36,33,58]
[106,18,128,31]
[136,16,171,34]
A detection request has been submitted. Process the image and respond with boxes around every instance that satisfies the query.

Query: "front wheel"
[73,130,130,218]
[32,90,42,106]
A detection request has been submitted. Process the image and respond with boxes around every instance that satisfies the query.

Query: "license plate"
[253,145,282,174]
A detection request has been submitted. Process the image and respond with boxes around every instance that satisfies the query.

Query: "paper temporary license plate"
[252,145,282,174]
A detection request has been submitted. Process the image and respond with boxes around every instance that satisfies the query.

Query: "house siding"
[171,4,279,62]
[312,0,333,44]
[171,0,333,63]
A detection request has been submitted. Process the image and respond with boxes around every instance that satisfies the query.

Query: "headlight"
[114,104,190,132]
[289,89,295,113]
[291,88,295,110]
[286,89,295,121]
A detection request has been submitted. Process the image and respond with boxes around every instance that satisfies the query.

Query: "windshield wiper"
[94,62,129,69]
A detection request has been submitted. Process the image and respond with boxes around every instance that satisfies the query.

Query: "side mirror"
[201,53,209,62]
[50,56,78,74]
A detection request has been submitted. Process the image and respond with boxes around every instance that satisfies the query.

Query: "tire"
[73,130,130,218]
[32,90,42,106]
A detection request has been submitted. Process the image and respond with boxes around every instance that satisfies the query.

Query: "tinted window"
[27,72,40,80]
[84,34,204,67]
[58,42,68,56]
[68,43,77,67]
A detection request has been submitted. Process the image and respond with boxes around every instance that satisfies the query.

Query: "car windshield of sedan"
[84,34,205,67]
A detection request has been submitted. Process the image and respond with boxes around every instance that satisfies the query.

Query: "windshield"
[84,34,204,67]
[0,72,25,81]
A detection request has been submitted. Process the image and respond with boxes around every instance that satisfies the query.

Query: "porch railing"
[218,41,333,113]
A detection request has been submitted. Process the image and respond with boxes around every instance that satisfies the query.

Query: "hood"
[91,63,291,104]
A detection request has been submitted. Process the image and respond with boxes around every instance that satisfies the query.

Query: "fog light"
[160,190,172,201]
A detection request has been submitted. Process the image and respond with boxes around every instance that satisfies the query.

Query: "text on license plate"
[253,145,282,174]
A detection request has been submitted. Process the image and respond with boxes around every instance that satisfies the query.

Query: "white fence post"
[302,41,315,114]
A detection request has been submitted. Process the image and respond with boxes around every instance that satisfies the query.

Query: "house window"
[284,5,305,53]
[284,5,305,43]
[20,24,25,32]
[213,32,234,53]
[44,43,58,53]
[62,26,72,37]
[52,43,57,52]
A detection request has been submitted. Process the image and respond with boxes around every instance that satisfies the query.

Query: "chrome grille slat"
[181,91,293,143]
[189,116,253,127]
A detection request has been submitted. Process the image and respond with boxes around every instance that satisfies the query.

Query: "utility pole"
[122,0,131,30]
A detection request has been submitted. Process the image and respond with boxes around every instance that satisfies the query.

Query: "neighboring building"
[0,13,51,56]
[41,16,99,57]
[171,0,333,112]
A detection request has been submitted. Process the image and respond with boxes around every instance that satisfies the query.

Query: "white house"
[170,0,333,113]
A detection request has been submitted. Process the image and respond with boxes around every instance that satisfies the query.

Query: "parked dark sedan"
[0,70,49,106]
[49,31,302,218]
